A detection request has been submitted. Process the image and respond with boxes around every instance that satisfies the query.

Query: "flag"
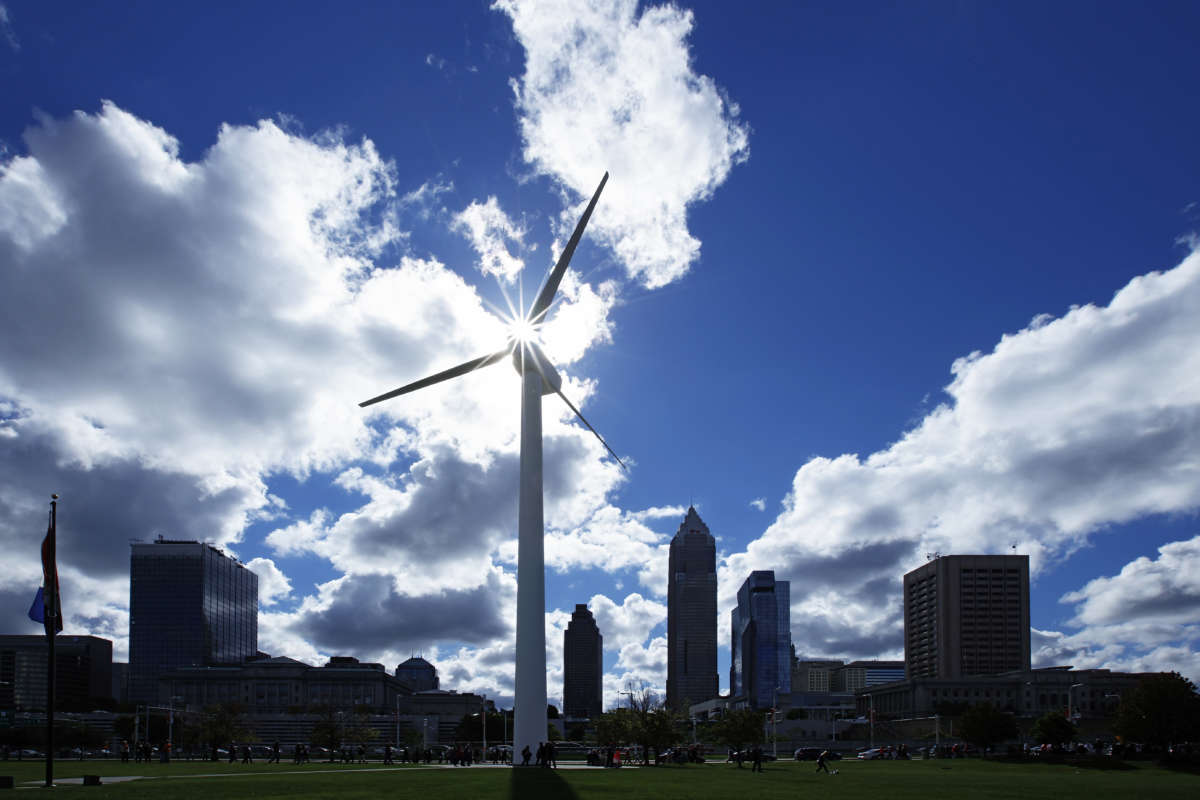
[29,508,62,635]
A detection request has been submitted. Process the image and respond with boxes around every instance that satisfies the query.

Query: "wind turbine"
[359,172,622,764]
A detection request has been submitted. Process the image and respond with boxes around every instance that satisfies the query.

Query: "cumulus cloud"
[495,0,750,288]
[1032,535,1200,681]
[725,249,1200,666]
[246,557,293,607]
[451,196,527,281]
[749,497,766,511]
[0,102,633,687]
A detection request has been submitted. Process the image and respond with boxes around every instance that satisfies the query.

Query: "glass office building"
[666,507,718,710]
[563,604,603,719]
[730,570,791,709]
[129,538,258,704]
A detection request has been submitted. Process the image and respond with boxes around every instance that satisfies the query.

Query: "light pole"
[772,686,780,759]
[481,698,487,758]
[395,695,401,750]
[869,694,875,749]
[1067,683,1084,725]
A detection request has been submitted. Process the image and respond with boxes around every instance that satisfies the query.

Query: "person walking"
[751,745,764,773]
[520,745,532,766]
[816,750,831,774]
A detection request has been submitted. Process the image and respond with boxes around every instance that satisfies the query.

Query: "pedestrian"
[751,745,764,773]
[120,740,130,763]
[521,744,532,766]
[548,740,557,769]
[228,743,236,763]
[816,750,831,774]
[242,744,252,764]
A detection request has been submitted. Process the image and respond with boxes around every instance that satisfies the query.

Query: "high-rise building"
[904,554,1030,679]
[666,506,717,709]
[562,604,603,719]
[129,537,258,703]
[730,570,791,709]
[395,656,440,692]
[0,635,113,711]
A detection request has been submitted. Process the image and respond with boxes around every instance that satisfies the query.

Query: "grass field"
[1,757,1196,798]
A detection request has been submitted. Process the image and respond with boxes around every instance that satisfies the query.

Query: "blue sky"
[2,0,1199,707]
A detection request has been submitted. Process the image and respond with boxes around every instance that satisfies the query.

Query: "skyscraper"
[666,506,717,710]
[729,570,791,709]
[904,554,1030,679]
[562,604,603,719]
[129,537,258,703]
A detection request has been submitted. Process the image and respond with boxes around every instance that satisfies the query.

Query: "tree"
[308,704,345,754]
[623,688,681,765]
[958,703,1018,754]
[201,703,251,747]
[566,722,587,741]
[1114,672,1200,749]
[593,709,634,748]
[547,704,560,719]
[712,709,765,757]
[1031,712,1076,750]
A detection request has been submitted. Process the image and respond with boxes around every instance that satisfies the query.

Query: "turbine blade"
[359,349,510,408]
[527,172,609,326]
[552,385,627,471]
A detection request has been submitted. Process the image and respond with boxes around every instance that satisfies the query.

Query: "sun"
[507,316,540,345]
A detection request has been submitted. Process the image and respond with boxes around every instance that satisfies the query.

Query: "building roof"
[397,656,435,669]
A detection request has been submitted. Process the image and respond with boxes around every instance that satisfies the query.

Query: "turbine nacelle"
[511,340,562,397]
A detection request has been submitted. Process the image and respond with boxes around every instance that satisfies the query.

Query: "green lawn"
[1,757,1196,799]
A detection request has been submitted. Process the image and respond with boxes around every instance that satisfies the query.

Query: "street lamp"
[168,696,184,760]
[771,686,780,760]
[1067,683,1084,724]
[395,695,401,751]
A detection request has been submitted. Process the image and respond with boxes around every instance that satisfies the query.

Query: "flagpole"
[45,494,57,789]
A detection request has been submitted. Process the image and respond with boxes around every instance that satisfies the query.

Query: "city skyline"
[2,0,1200,709]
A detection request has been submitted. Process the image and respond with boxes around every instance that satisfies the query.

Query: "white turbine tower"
[359,173,622,764]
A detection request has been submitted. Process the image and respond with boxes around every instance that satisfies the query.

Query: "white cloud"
[0,103,634,683]
[749,497,766,511]
[0,4,19,52]
[495,0,750,288]
[245,557,294,607]
[451,196,527,282]
[723,249,1200,664]
[1034,535,1200,681]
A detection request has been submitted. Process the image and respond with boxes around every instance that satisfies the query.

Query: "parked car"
[857,747,886,760]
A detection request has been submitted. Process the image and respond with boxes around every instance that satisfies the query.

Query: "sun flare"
[507,316,540,344]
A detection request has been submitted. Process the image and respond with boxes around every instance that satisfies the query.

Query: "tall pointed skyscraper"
[666,506,717,710]
[563,604,603,719]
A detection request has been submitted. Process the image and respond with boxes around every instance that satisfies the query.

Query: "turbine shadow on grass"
[509,766,580,800]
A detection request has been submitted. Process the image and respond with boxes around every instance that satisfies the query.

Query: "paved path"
[18,763,620,787]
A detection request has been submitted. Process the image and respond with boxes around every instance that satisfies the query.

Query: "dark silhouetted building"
[129,537,258,703]
[730,570,791,709]
[0,634,113,710]
[395,656,439,692]
[666,506,717,709]
[904,554,1030,679]
[563,604,602,718]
